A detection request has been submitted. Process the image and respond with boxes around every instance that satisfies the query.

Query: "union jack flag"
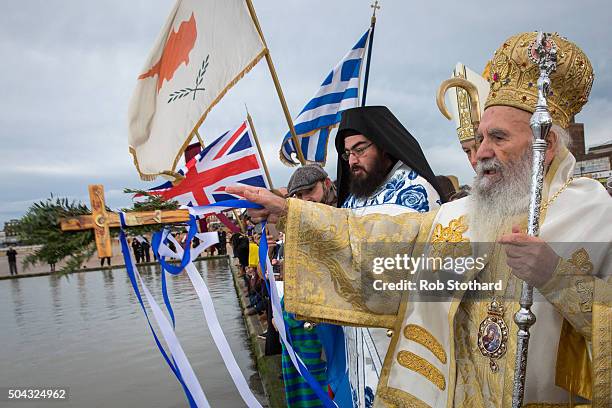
[146,120,270,206]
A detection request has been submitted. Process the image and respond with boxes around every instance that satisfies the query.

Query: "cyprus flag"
[128,0,266,180]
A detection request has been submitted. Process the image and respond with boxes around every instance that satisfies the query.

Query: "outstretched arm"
[227,185,434,327]
[225,185,287,224]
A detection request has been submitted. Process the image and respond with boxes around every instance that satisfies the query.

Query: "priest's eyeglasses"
[341,142,374,161]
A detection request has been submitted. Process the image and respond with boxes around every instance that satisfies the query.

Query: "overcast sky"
[1,0,611,226]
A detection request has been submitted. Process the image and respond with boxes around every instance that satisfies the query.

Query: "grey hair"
[551,124,570,153]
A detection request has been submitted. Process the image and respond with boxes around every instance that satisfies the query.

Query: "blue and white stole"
[339,162,441,408]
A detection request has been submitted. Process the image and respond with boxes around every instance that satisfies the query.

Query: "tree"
[16,190,179,274]
[17,196,94,273]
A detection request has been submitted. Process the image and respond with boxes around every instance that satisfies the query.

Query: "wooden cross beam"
[60,185,190,258]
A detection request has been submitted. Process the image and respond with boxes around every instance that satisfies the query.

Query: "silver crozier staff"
[511,31,558,408]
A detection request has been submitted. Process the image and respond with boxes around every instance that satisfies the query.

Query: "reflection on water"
[0,259,265,408]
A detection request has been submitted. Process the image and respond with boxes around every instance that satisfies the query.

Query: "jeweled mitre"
[485,32,594,128]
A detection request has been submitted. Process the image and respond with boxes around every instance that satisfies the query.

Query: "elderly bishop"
[229,32,611,407]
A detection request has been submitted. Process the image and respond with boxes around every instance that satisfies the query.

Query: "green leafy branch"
[15,190,180,275]
[17,196,95,274]
[194,54,209,89]
[122,189,180,235]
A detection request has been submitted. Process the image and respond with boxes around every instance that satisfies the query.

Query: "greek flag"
[280,29,370,165]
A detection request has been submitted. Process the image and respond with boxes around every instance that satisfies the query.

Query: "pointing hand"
[226,185,288,224]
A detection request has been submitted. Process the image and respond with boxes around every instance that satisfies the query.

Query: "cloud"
[576,97,612,148]
[1,0,611,226]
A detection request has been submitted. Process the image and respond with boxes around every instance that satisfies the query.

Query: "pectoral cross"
[60,185,190,258]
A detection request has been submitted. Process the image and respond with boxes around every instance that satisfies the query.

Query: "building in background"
[2,219,20,247]
[569,119,612,184]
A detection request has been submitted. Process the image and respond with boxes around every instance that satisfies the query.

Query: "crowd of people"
[229,166,341,405]
[3,28,611,408]
[225,31,611,408]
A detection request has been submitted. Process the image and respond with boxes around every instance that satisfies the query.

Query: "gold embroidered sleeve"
[283,198,432,328]
[275,214,287,233]
[539,248,612,340]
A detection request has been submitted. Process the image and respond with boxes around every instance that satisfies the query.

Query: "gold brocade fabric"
[555,320,592,401]
[283,198,428,328]
[592,302,612,408]
[453,243,516,407]
[454,301,502,407]
[539,248,596,339]
[281,194,611,407]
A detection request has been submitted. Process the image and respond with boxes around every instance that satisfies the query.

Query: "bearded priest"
[228,32,611,407]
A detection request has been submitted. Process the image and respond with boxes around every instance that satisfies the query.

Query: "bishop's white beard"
[468,148,533,242]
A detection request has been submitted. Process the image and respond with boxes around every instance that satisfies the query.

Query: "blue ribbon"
[258,221,336,408]
[155,216,198,274]
[191,199,336,406]
[150,215,199,329]
[118,212,197,408]
[121,199,336,408]
[316,324,352,406]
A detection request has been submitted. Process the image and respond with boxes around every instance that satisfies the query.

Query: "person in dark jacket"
[7,247,18,275]
[217,229,227,255]
[131,238,142,263]
[141,237,151,263]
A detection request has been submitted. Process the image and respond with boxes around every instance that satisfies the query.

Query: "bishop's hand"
[498,225,560,288]
[226,185,288,224]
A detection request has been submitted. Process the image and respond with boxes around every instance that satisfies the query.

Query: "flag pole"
[232,209,246,233]
[193,129,205,148]
[361,1,380,106]
[244,0,306,165]
[245,108,275,189]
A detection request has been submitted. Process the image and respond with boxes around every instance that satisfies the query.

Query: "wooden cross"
[60,185,190,258]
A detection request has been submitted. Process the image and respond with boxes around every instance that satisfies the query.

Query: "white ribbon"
[162,232,263,408]
[261,242,338,408]
[125,238,210,408]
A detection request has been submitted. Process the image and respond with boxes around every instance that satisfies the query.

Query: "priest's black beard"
[349,159,392,199]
